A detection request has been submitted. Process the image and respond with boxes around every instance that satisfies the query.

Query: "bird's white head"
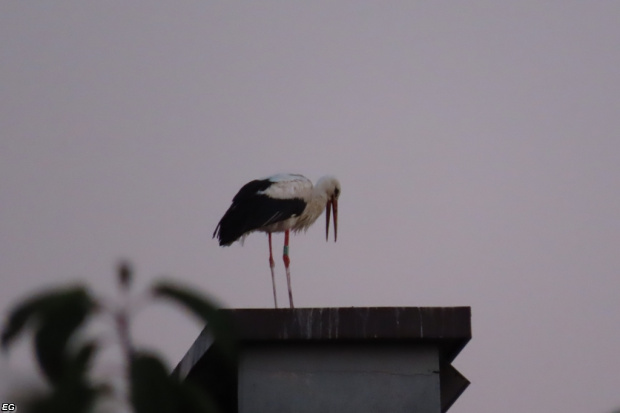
[316,176,341,242]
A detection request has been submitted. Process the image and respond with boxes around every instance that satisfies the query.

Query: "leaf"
[65,340,98,380]
[130,353,178,413]
[14,343,101,413]
[2,287,94,349]
[151,282,237,362]
[175,381,223,413]
[24,378,100,413]
[1,287,95,384]
[34,289,95,383]
[130,352,222,413]
[1,290,56,350]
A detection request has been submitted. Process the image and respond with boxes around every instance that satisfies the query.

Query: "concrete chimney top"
[175,307,471,413]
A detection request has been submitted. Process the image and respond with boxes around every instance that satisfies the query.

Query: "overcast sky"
[2,2,620,412]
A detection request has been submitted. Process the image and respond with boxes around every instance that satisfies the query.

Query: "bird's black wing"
[213,191,306,246]
[231,179,273,203]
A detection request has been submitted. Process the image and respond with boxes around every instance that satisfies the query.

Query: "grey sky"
[1,2,620,412]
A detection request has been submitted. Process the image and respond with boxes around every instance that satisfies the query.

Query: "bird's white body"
[257,174,337,235]
[255,174,313,234]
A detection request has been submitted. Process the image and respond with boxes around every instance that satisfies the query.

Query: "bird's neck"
[306,188,328,219]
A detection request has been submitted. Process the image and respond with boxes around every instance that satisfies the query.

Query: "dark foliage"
[1,263,235,413]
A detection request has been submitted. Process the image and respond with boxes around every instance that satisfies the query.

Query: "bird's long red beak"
[325,197,338,242]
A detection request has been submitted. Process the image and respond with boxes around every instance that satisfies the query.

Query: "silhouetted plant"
[1,261,236,413]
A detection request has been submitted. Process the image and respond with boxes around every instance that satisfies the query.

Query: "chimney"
[174,307,471,413]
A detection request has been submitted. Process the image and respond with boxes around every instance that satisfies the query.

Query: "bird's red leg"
[283,230,294,308]
[268,232,278,308]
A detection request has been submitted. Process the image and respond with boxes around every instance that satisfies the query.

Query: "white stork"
[213,173,341,309]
